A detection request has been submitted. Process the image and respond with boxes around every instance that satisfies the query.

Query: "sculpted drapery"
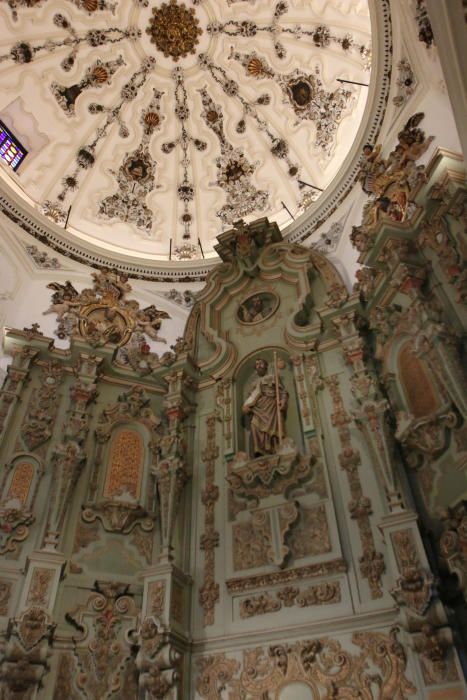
[242,357,289,457]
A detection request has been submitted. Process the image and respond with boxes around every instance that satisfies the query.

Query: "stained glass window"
[0,120,27,171]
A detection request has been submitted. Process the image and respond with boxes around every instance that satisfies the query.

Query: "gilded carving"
[239,581,341,618]
[0,605,55,699]
[131,616,181,699]
[66,582,139,700]
[226,558,347,594]
[104,429,144,501]
[130,523,154,564]
[439,501,467,599]
[82,501,155,535]
[239,592,280,619]
[327,375,385,598]
[227,443,313,508]
[413,624,459,685]
[0,505,35,556]
[199,414,220,626]
[6,461,34,507]
[146,0,202,61]
[196,629,416,699]
[196,654,240,700]
[232,503,298,571]
[20,361,63,451]
[44,270,170,348]
[26,568,54,607]
[391,529,434,615]
[148,581,166,618]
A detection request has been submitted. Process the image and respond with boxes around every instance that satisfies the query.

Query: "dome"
[0,0,389,279]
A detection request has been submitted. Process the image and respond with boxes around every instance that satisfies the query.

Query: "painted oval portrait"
[237,292,278,325]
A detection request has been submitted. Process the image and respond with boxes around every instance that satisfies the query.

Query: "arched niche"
[103,427,145,503]
[398,342,440,417]
[0,454,42,511]
[234,349,303,457]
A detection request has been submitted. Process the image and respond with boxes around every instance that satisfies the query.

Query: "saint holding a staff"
[242,354,289,457]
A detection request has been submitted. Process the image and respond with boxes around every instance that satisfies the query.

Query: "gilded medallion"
[146,0,202,61]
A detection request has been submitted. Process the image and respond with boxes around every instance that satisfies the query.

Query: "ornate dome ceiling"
[0,0,382,275]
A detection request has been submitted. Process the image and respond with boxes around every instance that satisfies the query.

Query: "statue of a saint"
[242,357,288,457]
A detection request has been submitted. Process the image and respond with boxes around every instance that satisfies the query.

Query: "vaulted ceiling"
[0,0,384,274]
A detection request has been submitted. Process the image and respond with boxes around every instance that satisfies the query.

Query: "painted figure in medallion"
[238,293,276,324]
[242,356,288,457]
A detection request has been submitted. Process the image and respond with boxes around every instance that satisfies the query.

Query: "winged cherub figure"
[135,305,170,343]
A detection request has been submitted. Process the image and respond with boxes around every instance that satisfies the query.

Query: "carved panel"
[232,503,298,572]
[287,504,331,559]
[148,581,165,618]
[233,516,272,571]
[104,429,144,501]
[226,558,347,593]
[239,581,341,618]
[227,445,313,509]
[26,568,54,607]
[6,461,34,506]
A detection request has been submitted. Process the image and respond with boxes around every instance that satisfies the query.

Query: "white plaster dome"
[0,0,390,279]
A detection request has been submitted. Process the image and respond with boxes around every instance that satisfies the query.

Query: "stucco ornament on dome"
[146,0,202,61]
[0,0,378,269]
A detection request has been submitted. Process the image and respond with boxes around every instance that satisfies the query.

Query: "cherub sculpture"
[43,281,80,319]
[135,306,170,343]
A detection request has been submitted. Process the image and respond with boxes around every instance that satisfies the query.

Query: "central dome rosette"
[146,0,202,62]
[0,0,379,273]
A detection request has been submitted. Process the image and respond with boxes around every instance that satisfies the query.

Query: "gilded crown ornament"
[146,0,202,61]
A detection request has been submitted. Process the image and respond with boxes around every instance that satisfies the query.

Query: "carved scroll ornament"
[227,441,313,506]
[196,629,416,699]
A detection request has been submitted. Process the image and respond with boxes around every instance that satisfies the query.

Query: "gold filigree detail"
[27,569,54,607]
[146,0,202,61]
[148,581,165,617]
[199,414,220,626]
[104,429,144,501]
[239,581,340,618]
[196,630,416,699]
[6,462,34,506]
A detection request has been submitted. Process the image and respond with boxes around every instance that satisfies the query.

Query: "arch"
[1,455,42,511]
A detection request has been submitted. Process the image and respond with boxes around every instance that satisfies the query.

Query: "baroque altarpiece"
[0,144,466,700]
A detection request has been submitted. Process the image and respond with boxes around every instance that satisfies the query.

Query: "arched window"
[103,429,144,501]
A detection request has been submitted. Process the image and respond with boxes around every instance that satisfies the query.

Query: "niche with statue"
[227,350,312,511]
